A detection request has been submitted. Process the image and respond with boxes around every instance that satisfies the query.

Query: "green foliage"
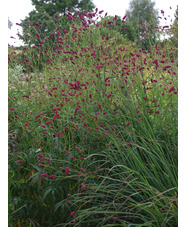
[169,6,178,46]
[8,7,178,226]
[99,16,137,42]
[20,0,95,46]
[126,0,159,49]
[118,20,137,42]
[32,0,95,16]
[20,10,57,45]
[78,0,95,13]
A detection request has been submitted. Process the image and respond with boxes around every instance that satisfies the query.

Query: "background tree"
[20,10,58,46]
[116,18,137,42]
[126,0,159,49]
[31,0,95,16]
[99,16,136,43]
[169,5,178,46]
[20,0,95,46]
[8,17,13,30]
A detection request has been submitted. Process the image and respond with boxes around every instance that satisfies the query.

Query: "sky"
[7,0,178,47]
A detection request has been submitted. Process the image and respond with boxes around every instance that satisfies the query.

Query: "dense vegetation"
[8,4,178,227]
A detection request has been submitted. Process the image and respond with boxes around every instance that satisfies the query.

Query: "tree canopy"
[126,0,159,49]
[31,0,95,16]
[20,0,95,46]
[99,16,137,43]
[169,5,178,46]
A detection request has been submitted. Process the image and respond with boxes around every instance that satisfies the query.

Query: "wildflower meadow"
[8,6,178,227]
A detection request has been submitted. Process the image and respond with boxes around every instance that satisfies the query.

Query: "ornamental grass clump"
[8,6,177,226]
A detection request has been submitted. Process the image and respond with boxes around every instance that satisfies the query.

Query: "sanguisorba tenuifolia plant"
[8,7,177,226]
